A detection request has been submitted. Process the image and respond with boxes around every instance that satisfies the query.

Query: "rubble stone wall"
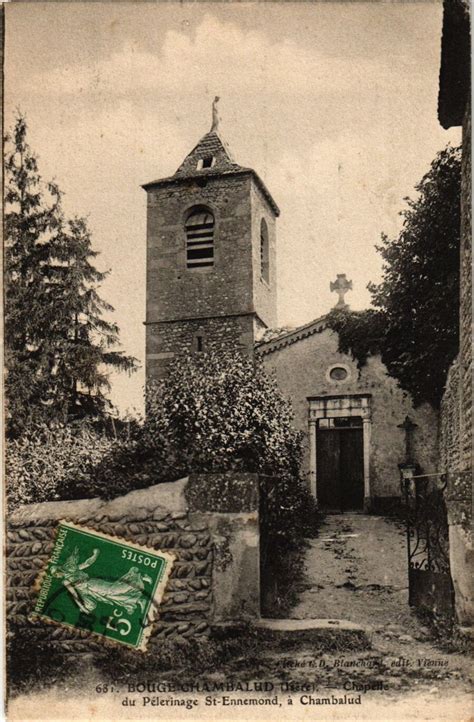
[7,474,260,654]
[439,360,461,473]
[439,100,473,627]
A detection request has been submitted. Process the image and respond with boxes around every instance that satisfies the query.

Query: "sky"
[5,1,461,416]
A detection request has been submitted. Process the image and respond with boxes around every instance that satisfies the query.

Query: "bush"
[8,351,310,505]
[144,350,304,476]
[260,474,322,617]
[6,419,116,510]
[144,351,323,609]
[90,350,311,501]
[8,352,322,591]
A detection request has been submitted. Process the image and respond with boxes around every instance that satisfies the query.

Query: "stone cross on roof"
[330,273,353,309]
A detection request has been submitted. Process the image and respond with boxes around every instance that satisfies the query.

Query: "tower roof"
[142,100,280,216]
[173,95,242,177]
[173,129,241,177]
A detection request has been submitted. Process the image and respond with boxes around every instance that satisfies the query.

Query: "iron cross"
[330,273,353,308]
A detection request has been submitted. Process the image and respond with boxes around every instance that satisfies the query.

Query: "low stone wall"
[7,473,260,653]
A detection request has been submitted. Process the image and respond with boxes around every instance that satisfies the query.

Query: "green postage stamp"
[32,521,174,651]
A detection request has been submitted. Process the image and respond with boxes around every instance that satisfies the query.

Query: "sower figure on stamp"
[51,547,153,615]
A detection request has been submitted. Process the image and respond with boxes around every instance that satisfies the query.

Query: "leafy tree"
[368,145,461,408]
[328,146,461,407]
[144,350,304,479]
[141,350,320,614]
[5,114,137,435]
[325,308,386,369]
[89,350,307,494]
[65,350,318,530]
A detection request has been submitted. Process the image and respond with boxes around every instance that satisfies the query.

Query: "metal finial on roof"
[211,96,220,132]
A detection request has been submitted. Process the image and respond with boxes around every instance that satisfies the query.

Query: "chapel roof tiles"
[255,314,330,356]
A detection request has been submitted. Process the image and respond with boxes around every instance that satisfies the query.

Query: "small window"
[192,333,206,352]
[317,416,362,429]
[326,363,351,384]
[329,366,348,381]
[260,218,269,284]
[334,416,362,428]
[318,418,332,429]
[197,156,214,170]
[185,207,214,269]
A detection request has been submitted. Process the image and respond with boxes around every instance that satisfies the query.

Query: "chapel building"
[143,102,438,513]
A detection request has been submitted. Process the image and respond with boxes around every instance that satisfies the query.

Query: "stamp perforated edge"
[30,518,175,652]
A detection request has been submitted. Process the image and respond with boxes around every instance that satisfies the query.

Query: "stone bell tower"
[142,98,280,380]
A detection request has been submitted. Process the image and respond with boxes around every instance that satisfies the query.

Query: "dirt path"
[285,513,472,707]
[292,514,412,629]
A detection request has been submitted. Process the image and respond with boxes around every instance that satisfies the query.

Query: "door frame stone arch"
[308,394,372,511]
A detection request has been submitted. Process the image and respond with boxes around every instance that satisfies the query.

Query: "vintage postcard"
[3,1,472,721]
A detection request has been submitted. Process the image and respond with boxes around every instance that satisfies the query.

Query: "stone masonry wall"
[250,180,278,330]
[439,101,473,627]
[440,101,472,488]
[439,360,461,473]
[146,174,254,324]
[459,98,472,471]
[146,173,276,330]
[7,474,260,654]
[147,314,255,379]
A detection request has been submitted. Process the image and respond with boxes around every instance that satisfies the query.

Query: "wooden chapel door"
[316,418,364,512]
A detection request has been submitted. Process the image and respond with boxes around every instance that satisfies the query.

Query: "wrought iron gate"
[404,474,455,616]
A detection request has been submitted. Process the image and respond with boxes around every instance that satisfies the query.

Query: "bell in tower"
[142,99,279,381]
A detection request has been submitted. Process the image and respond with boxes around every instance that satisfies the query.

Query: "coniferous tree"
[45,215,138,421]
[5,114,137,435]
[5,114,63,432]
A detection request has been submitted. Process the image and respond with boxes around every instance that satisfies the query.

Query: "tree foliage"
[12,352,319,539]
[367,145,461,407]
[93,350,311,495]
[325,146,461,408]
[6,420,117,510]
[109,350,320,613]
[5,115,138,435]
[144,350,304,479]
[325,308,386,369]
